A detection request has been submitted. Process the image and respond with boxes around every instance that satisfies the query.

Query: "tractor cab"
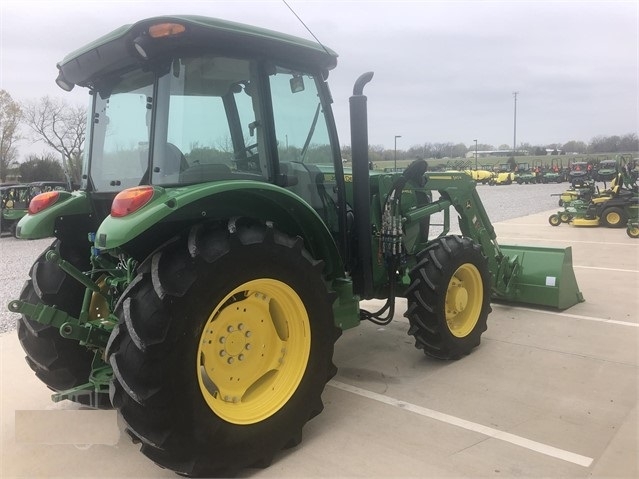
[24,16,349,258]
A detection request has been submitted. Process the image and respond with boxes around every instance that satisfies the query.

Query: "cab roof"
[57,15,338,90]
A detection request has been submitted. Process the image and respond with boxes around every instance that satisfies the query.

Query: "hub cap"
[197,279,310,424]
[606,211,621,225]
[445,264,483,338]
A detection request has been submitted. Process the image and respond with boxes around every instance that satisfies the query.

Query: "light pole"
[474,139,478,170]
[394,135,402,171]
[512,91,519,157]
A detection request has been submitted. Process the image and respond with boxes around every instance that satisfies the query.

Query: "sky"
[0,0,637,157]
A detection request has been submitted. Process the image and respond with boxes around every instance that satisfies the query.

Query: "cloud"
[1,0,637,152]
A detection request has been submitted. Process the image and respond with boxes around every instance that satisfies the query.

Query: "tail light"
[29,191,60,214]
[111,186,154,217]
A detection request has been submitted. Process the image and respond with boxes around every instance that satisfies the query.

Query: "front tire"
[107,222,339,476]
[404,235,491,359]
[548,214,561,226]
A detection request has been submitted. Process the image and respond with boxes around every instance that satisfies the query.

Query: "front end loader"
[8,15,583,477]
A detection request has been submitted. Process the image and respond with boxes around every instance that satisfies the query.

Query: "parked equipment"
[556,179,597,207]
[594,159,618,183]
[568,161,591,186]
[489,163,515,185]
[550,172,638,228]
[8,16,584,477]
[1,182,69,237]
[464,168,494,184]
[515,163,537,184]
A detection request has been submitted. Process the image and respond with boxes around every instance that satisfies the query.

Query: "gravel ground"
[0,181,567,334]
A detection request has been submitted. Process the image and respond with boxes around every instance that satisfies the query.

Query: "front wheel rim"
[445,263,483,338]
[197,279,310,425]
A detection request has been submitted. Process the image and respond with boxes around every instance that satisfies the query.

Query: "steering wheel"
[234,143,260,172]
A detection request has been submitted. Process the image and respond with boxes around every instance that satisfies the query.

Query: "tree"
[618,133,638,153]
[562,140,587,154]
[340,144,351,161]
[22,96,86,184]
[450,143,467,159]
[0,90,22,182]
[18,153,65,182]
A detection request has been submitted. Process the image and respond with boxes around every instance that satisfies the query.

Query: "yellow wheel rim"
[89,275,110,322]
[629,226,639,238]
[197,279,310,425]
[606,211,621,225]
[445,264,483,338]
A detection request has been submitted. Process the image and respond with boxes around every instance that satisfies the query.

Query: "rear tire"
[627,224,639,238]
[404,235,491,359]
[107,222,339,477]
[17,240,110,408]
[600,207,627,228]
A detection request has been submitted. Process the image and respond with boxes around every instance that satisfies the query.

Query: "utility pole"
[513,91,519,157]
[394,135,401,171]
[474,139,478,170]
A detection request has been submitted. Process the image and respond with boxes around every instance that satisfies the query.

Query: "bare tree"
[22,96,86,184]
[0,90,22,182]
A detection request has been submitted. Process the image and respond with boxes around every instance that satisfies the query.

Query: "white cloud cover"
[0,0,637,153]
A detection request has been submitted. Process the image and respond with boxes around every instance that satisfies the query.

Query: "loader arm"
[405,171,583,309]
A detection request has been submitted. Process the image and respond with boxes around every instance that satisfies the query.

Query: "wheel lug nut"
[238,323,244,331]
[245,331,252,338]
[245,343,251,350]
[227,357,234,364]
[219,337,226,344]
[220,350,226,357]
[238,354,244,361]
[227,325,234,332]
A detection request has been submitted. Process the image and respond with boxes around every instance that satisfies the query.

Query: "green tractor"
[594,159,618,183]
[514,162,537,184]
[1,184,30,237]
[542,159,564,184]
[1,182,69,237]
[9,16,583,477]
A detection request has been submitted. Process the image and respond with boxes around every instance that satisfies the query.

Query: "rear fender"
[95,181,346,279]
[16,192,91,239]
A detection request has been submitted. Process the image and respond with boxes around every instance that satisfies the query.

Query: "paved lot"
[1,207,637,478]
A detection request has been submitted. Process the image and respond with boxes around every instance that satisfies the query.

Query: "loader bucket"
[496,244,584,310]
